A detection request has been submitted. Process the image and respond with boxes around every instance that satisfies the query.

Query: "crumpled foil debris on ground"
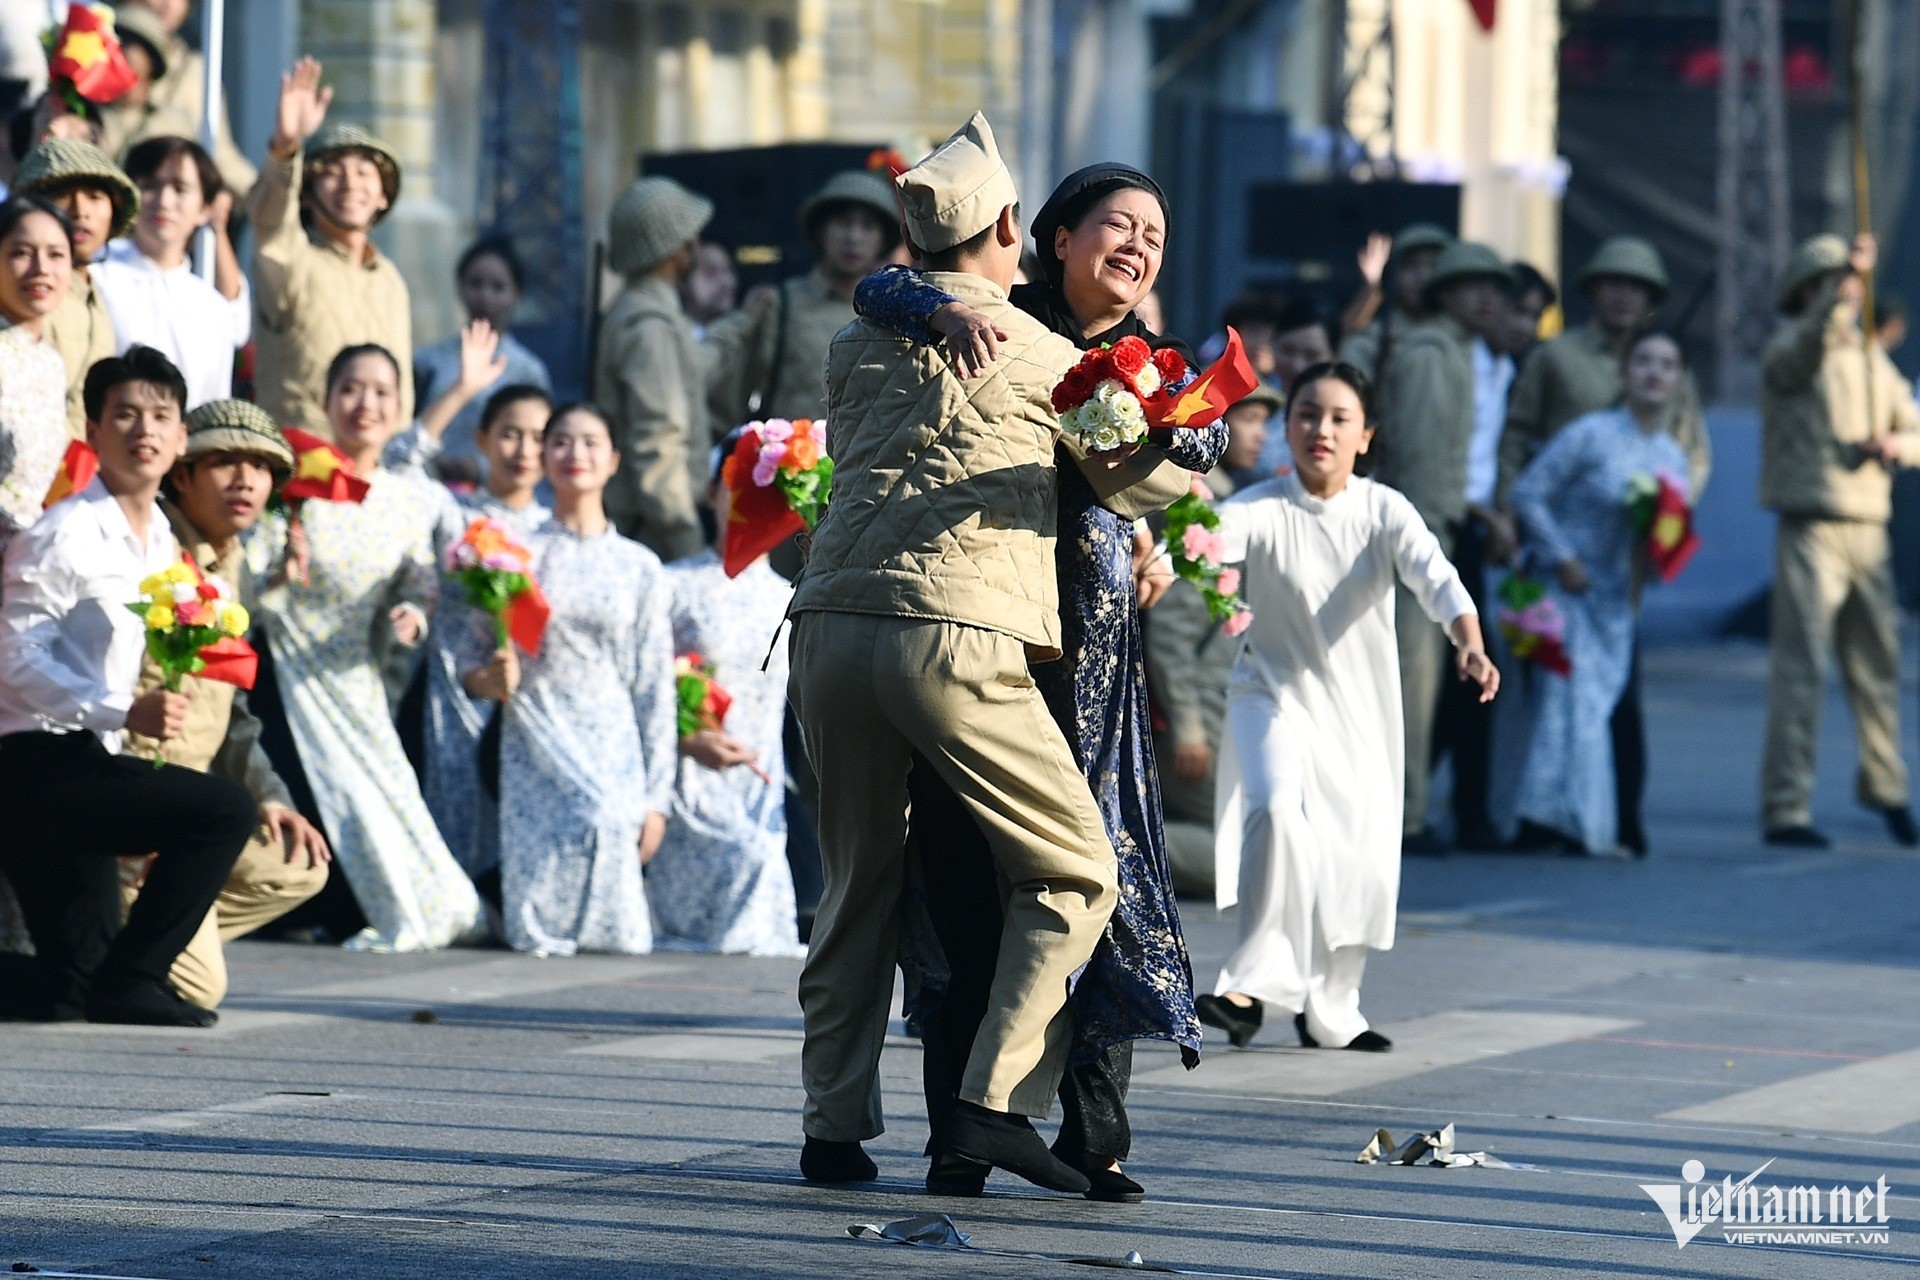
[1356,1122,1511,1168]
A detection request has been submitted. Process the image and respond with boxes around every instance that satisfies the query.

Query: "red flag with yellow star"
[47,4,139,106]
[1143,328,1261,431]
[41,440,98,508]
[280,428,372,504]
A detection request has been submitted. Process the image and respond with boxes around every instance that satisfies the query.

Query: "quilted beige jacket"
[792,272,1187,659]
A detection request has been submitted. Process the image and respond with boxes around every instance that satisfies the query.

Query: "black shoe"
[947,1102,1089,1194]
[1512,820,1582,855]
[925,1149,988,1197]
[1452,823,1507,852]
[85,977,216,1028]
[1344,1030,1393,1052]
[1293,1012,1319,1048]
[1050,1140,1146,1203]
[1196,994,1263,1048]
[1876,806,1919,848]
[1763,825,1830,849]
[1401,827,1450,858]
[800,1136,877,1183]
[1618,824,1650,858]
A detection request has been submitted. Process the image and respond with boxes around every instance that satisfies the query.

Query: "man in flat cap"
[1760,233,1920,849]
[250,57,413,436]
[117,398,333,1009]
[787,111,1182,1193]
[597,175,717,562]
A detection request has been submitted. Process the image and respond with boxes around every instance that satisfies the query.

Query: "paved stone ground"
[4,645,1920,1278]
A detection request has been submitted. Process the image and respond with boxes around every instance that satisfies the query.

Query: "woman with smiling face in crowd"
[1197,364,1497,1053]
[458,404,676,956]
[92,136,248,409]
[246,344,483,953]
[0,197,76,550]
[856,166,1225,1202]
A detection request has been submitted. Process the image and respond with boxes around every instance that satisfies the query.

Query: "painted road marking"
[1660,1047,1920,1135]
[1134,1011,1637,1095]
[572,1030,803,1062]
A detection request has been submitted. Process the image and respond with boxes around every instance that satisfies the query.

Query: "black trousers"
[1611,645,1646,845]
[1433,518,1494,838]
[909,754,1134,1164]
[0,731,254,1016]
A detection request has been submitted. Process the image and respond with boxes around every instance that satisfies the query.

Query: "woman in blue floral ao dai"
[459,405,676,955]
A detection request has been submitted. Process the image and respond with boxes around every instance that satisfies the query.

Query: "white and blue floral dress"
[648,547,804,957]
[455,522,676,955]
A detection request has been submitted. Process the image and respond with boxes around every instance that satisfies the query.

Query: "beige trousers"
[1761,517,1909,829]
[121,826,328,1008]
[788,610,1118,1142]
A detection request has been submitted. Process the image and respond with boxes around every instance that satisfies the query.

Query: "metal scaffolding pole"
[1714,0,1790,401]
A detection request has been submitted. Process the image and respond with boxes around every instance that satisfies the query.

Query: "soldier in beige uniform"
[120,400,331,1006]
[1372,241,1508,852]
[1339,221,1453,381]
[704,169,899,426]
[1759,234,1920,848]
[595,176,715,563]
[12,139,135,439]
[788,113,1185,1193]
[95,2,257,196]
[1496,236,1711,511]
[249,58,412,437]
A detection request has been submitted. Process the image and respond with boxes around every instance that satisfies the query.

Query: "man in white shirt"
[0,346,255,1026]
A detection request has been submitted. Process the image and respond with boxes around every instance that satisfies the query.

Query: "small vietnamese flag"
[46,4,139,106]
[1645,477,1700,584]
[1143,328,1262,430]
[280,428,372,504]
[504,578,551,656]
[41,440,98,508]
[194,635,260,691]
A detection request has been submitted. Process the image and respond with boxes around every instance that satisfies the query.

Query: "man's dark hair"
[920,205,1018,273]
[458,235,525,291]
[84,344,187,422]
[1273,296,1331,340]
[479,383,552,434]
[123,135,224,204]
[1221,289,1285,334]
[1508,261,1557,309]
[325,343,402,397]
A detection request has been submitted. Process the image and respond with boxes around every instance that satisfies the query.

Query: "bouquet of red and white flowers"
[1052,329,1260,449]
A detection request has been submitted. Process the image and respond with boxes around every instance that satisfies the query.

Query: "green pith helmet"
[1577,236,1670,301]
[305,123,402,222]
[1421,240,1509,309]
[13,138,140,239]
[608,176,715,276]
[800,170,902,252]
[1393,222,1453,259]
[1776,234,1851,313]
[183,399,296,474]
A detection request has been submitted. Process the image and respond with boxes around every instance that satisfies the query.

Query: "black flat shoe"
[947,1102,1089,1194]
[1876,806,1920,848]
[925,1150,988,1197]
[1051,1140,1147,1203]
[1293,1011,1319,1048]
[1452,823,1507,852]
[86,978,215,1028]
[1344,1030,1393,1052]
[1763,825,1830,848]
[1196,994,1262,1048]
[800,1136,877,1183]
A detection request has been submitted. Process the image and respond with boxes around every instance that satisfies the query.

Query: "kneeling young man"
[788,113,1185,1192]
[0,347,256,1026]
[118,398,334,1008]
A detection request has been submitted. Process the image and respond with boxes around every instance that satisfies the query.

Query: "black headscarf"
[1011,163,1186,359]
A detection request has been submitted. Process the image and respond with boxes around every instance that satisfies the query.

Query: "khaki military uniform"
[1370,315,1478,833]
[1143,469,1239,895]
[1338,306,1419,382]
[596,275,712,563]
[97,38,258,196]
[248,151,414,437]
[703,268,850,426]
[118,504,326,1008]
[790,272,1188,1141]
[1758,280,1920,830]
[1497,321,1713,509]
[45,271,117,440]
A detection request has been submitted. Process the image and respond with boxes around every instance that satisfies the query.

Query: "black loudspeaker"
[643,143,890,290]
[1240,181,1462,315]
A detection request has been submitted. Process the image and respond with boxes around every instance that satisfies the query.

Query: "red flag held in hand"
[42,440,99,508]
[194,636,259,690]
[281,428,372,504]
[1143,328,1262,430]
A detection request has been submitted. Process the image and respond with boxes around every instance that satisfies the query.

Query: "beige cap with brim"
[898,111,1018,255]
[184,398,295,472]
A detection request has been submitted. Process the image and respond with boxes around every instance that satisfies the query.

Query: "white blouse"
[93,238,251,409]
